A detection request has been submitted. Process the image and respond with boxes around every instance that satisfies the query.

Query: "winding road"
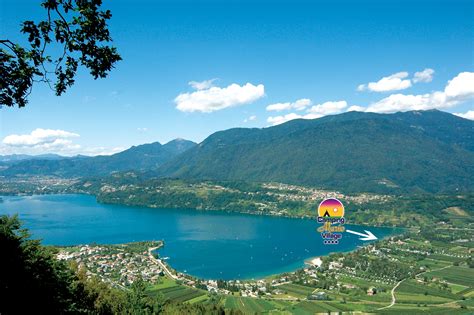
[377,264,453,311]
[377,279,405,311]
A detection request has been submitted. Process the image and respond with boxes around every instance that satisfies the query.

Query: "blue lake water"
[0,194,398,280]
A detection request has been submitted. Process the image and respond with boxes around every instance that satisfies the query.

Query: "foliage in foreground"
[1,0,121,108]
[0,215,226,314]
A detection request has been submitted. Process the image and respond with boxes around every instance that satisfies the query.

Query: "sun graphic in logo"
[318,198,345,218]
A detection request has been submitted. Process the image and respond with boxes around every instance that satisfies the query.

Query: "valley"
[1,173,472,228]
[1,110,473,314]
[2,0,473,312]
[54,225,473,314]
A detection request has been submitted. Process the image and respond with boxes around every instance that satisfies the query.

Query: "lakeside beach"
[306,257,323,267]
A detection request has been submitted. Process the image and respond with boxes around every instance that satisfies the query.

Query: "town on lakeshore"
[1,0,473,312]
[54,221,473,314]
[1,174,473,313]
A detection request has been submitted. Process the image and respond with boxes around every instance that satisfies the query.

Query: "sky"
[0,0,473,156]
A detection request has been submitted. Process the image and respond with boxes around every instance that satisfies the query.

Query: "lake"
[0,194,398,280]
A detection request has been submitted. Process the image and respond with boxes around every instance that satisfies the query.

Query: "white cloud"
[358,72,412,92]
[266,98,311,112]
[78,146,125,156]
[413,68,434,83]
[267,113,300,125]
[175,82,265,113]
[0,143,124,157]
[188,79,218,90]
[292,98,312,110]
[365,72,474,113]
[3,129,79,147]
[347,105,365,112]
[266,99,348,125]
[365,93,445,113]
[243,115,257,123]
[137,127,148,132]
[358,68,435,93]
[307,101,348,115]
[454,110,474,120]
[266,102,291,111]
[267,113,322,126]
[1,128,124,156]
[444,72,474,101]
[357,84,366,91]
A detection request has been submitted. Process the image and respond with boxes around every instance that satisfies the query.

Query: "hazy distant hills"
[0,154,65,163]
[156,110,474,193]
[2,110,473,193]
[1,139,196,177]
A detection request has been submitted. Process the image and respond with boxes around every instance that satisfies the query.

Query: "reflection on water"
[0,194,398,279]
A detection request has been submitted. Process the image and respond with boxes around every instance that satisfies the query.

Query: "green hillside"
[2,110,473,194]
[157,110,474,193]
[1,139,196,177]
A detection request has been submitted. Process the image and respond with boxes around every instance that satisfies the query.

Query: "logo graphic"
[317,198,345,245]
[318,198,345,218]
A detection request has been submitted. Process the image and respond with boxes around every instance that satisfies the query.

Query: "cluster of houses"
[57,245,164,287]
[0,176,75,194]
[56,242,392,301]
[262,182,390,204]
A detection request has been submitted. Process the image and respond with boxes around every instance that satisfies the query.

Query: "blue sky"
[0,0,473,155]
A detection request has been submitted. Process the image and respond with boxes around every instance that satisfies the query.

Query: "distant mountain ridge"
[155,110,474,193]
[1,139,196,177]
[0,154,66,163]
[2,110,473,194]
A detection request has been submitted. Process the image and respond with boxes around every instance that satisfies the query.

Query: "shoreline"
[305,256,323,267]
[2,193,406,283]
[150,229,403,282]
[0,192,402,229]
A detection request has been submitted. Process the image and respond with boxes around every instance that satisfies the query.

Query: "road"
[377,279,405,311]
[148,246,179,280]
[377,264,452,311]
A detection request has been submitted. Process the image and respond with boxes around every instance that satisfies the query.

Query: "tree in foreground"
[0,215,228,314]
[1,214,77,313]
[0,214,125,313]
[0,0,121,108]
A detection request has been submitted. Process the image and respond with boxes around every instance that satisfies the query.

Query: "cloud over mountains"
[265,71,474,125]
[357,68,435,92]
[175,81,265,113]
[1,129,122,156]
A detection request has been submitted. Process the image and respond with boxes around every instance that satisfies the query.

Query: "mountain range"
[155,110,473,193]
[2,110,473,193]
[1,139,196,177]
[0,154,65,163]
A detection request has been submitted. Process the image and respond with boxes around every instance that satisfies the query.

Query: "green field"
[449,283,469,294]
[379,306,472,315]
[426,266,474,287]
[427,254,466,263]
[223,296,288,313]
[277,283,315,298]
[417,258,452,269]
[398,280,460,300]
[146,281,207,303]
[338,275,394,289]
[395,293,452,304]
[148,277,177,290]
[286,301,350,314]
[461,288,474,297]
[223,298,356,314]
